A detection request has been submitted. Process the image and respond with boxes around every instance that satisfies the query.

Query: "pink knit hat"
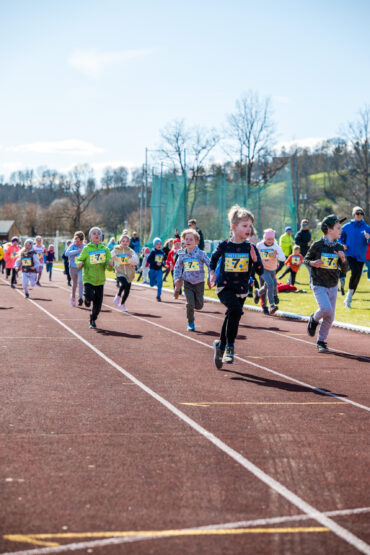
[263,230,275,239]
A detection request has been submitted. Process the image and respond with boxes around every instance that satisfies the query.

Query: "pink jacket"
[4,245,21,269]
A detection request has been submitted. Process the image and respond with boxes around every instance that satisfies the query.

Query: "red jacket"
[4,245,21,269]
[165,248,181,269]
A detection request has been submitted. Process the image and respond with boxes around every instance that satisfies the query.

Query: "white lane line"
[105,280,370,359]
[7,286,370,555]
[2,505,370,555]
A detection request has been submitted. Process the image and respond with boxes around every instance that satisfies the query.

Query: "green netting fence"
[148,160,296,242]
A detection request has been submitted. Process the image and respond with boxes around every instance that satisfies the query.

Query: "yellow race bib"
[260,248,274,261]
[321,253,338,270]
[89,250,107,265]
[224,253,249,272]
[155,255,163,264]
[117,254,129,265]
[22,257,32,267]
[184,258,200,272]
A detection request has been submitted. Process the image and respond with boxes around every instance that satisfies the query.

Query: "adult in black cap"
[294,219,312,257]
[340,206,370,308]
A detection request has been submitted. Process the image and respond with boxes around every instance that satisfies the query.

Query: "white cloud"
[275,137,326,151]
[6,140,104,156]
[68,48,152,78]
[0,162,25,173]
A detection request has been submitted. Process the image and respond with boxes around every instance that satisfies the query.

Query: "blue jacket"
[340,219,370,262]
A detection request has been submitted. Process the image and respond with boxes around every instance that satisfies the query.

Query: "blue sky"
[0,0,369,179]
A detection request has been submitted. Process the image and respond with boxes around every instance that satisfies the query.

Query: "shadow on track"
[96,328,143,339]
[0,306,13,310]
[330,351,370,363]
[31,297,52,302]
[130,312,161,318]
[222,368,348,397]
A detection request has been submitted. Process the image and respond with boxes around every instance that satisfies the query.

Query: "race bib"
[260,248,274,261]
[155,255,163,263]
[37,253,44,261]
[184,258,200,272]
[291,256,301,265]
[321,253,338,269]
[22,257,32,267]
[89,250,106,265]
[117,254,129,265]
[224,252,249,272]
[10,252,18,259]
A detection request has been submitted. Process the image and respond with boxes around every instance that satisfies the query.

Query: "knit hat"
[24,238,34,246]
[11,236,19,243]
[153,237,161,247]
[173,238,181,244]
[320,214,346,233]
[285,226,292,232]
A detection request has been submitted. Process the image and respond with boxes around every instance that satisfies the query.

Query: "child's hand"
[174,279,181,290]
[269,251,277,259]
[207,278,212,289]
[335,250,346,261]
[250,246,257,263]
[310,259,322,268]
[209,270,216,287]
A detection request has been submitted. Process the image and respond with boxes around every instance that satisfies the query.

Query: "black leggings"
[117,276,132,305]
[347,256,364,293]
[7,268,17,285]
[84,283,104,322]
[218,288,246,347]
[278,267,297,285]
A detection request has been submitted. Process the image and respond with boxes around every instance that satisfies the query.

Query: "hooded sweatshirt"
[340,219,370,262]
[112,245,138,282]
[77,242,112,286]
[4,244,21,269]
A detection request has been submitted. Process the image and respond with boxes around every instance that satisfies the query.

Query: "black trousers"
[7,268,17,285]
[117,276,132,305]
[218,288,246,347]
[347,256,364,292]
[84,283,104,321]
[279,267,297,285]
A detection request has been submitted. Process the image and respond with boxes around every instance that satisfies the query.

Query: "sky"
[0,0,369,180]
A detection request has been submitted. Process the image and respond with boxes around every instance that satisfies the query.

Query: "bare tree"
[225,91,276,184]
[64,164,100,230]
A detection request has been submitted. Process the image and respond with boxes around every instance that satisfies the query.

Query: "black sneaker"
[89,318,96,329]
[213,340,224,369]
[274,294,279,305]
[269,305,278,315]
[78,298,83,306]
[25,293,29,299]
[84,298,91,308]
[317,340,329,353]
[262,306,269,315]
[156,297,161,302]
[307,314,319,337]
[222,345,234,364]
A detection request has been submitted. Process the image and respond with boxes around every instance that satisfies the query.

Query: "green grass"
[54,263,370,328]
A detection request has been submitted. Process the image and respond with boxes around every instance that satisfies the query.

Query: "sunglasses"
[355,211,364,215]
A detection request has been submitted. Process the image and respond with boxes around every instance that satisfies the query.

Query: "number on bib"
[117,254,129,265]
[184,259,200,272]
[224,253,249,272]
[22,257,32,267]
[89,251,106,264]
[320,253,338,269]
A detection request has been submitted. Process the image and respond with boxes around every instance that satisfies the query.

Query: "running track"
[1,271,369,554]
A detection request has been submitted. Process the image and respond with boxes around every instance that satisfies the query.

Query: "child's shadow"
[96,329,142,339]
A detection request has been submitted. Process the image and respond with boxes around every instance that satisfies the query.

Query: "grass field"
[55,262,370,328]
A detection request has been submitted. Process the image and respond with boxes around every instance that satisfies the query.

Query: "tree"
[64,164,100,230]
[225,91,276,184]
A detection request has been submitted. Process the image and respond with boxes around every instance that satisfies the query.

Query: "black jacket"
[294,229,312,257]
[304,238,348,288]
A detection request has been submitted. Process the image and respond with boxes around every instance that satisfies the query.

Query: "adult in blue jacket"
[340,206,370,308]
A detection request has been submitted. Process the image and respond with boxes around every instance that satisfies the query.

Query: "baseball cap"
[320,214,346,232]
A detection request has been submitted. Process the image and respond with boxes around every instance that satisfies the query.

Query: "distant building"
[0,220,20,242]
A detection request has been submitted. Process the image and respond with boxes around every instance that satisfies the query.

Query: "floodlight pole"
[144,148,148,242]
[183,148,187,223]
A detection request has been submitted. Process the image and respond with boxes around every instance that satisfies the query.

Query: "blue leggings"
[149,269,163,299]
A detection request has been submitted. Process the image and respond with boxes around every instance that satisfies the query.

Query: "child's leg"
[91,285,104,322]
[184,281,196,323]
[193,281,205,311]
[218,289,245,346]
[49,263,53,280]
[22,273,29,295]
[11,268,17,286]
[264,270,276,307]
[149,269,156,287]
[278,267,290,279]
[37,266,43,284]
[366,260,370,280]
[156,270,163,298]
[290,269,296,286]
[312,285,337,342]
[143,266,149,284]
[78,270,83,300]
[69,267,78,299]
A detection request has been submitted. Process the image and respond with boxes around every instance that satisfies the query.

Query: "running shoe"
[222,345,234,364]
[174,290,180,299]
[253,289,260,304]
[70,296,76,307]
[156,297,161,302]
[269,305,278,315]
[187,321,195,331]
[25,293,29,299]
[274,295,279,305]
[213,340,224,369]
[120,304,127,312]
[78,298,83,306]
[89,318,96,329]
[262,306,269,315]
[10,284,15,289]
[84,298,91,308]
[113,294,120,306]
[317,341,329,353]
[36,281,41,287]
[307,314,319,337]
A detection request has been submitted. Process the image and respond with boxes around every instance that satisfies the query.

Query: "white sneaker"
[70,296,76,307]
[113,294,120,306]
[120,304,127,312]
[344,299,351,308]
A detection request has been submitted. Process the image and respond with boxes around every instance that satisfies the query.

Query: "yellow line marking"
[181,402,347,407]
[4,527,329,546]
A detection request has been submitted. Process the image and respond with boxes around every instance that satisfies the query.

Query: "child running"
[147,238,165,301]
[278,245,304,286]
[33,236,46,286]
[4,237,20,288]
[77,227,113,329]
[305,214,348,352]
[65,232,85,306]
[254,229,285,314]
[112,233,139,312]
[209,205,263,367]
[14,239,41,298]
[45,244,55,281]
[174,228,211,331]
